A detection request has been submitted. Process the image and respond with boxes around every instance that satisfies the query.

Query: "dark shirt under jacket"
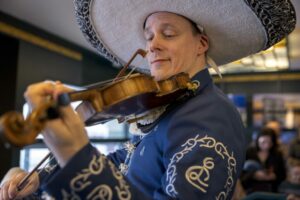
[241,146,286,194]
[38,69,246,199]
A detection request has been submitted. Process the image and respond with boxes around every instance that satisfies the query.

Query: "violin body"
[72,73,192,126]
[0,72,195,147]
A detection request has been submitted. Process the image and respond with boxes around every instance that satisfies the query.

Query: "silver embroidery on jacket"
[70,155,106,191]
[108,160,131,200]
[119,142,136,175]
[166,134,236,199]
[61,154,131,199]
[185,157,214,193]
[87,185,113,200]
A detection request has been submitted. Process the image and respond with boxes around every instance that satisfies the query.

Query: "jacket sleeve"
[40,143,152,200]
[151,109,245,199]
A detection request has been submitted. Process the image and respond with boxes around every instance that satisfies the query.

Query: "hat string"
[196,25,222,78]
[207,55,222,78]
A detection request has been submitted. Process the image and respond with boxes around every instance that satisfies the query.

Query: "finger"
[25,81,56,98]
[59,106,84,129]
[7,183,17,200]
[1,183,10,200]
[14,184,32,199]
[52,83,85,131]
[0,184,3,200]
[24,81,56,108]
[44,111,86,144]
[7,173,26,199]
[17,172,39,199]
[52,83,74,100]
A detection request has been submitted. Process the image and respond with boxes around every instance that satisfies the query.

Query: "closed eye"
[162,30,177,39]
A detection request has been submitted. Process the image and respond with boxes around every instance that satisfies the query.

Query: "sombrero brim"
[74,0,296,73]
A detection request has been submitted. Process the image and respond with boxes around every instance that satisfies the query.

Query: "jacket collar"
[191,68,213,94]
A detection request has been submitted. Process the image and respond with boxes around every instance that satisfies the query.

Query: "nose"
[148,35,162,53]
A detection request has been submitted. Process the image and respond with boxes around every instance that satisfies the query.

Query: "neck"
[187,59,207,78]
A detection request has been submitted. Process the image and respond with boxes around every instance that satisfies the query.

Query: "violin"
[0,49,198,148]
[74,72,193,126]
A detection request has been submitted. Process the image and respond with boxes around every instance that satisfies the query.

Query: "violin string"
[83,74,135,89]
[81,51,147,89]
[125,65,139,79]
[83,78,118,88]
[125,56,146,79]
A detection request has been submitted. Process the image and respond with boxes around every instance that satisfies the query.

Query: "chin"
[151,69,172,81]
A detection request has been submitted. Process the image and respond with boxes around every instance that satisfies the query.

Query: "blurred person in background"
[241,127,286,194]
[279,158,300,200]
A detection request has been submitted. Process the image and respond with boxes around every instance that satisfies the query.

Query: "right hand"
[0,167,39,200]
[254,169,276,181]
[24,81,89,167]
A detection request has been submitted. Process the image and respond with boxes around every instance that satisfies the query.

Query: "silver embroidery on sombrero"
[185,157,214,193]
[244,0,296,48]
[74,0,121,65]
[108,160,132,200]
[166,135,236,199]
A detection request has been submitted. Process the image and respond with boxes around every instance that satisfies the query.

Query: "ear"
[197,35,209,55]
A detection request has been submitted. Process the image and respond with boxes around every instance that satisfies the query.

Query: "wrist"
[50,141,89,167]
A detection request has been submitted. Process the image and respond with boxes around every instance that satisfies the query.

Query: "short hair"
[180,15,203,36]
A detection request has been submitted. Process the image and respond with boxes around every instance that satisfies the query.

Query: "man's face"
[144,12,208,81]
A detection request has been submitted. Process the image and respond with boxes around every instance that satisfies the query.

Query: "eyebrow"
[144,23,176,34]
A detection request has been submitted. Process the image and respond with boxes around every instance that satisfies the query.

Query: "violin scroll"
[0,101,56,147]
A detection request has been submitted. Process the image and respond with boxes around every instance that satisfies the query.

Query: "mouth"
[151,59,169,65]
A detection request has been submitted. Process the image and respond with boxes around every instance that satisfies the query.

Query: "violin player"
[0,0,296,199]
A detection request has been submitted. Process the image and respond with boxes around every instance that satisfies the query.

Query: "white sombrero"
[74,0,296,73]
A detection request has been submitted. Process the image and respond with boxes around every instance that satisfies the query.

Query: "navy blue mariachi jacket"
[39,69,246,199]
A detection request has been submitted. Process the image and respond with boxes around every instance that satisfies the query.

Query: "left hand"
[24,81,89,167]
[0,168,39,200]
